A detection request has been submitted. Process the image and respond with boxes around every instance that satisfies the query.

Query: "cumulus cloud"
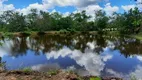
[77,4,102,17]
[0,0,15,14]
[0,39,14,57]
[106,69,127,78]
[136,0,142,4]
[62,12,70,17]
[0,0,120,17]
[136,56,142,62]
[31,63,60,72]
[136,0,142,10]
[1,0,140,16]
[106,65,142,80]
[15,0,107,15]
[16,3,49,15]
[45,49,105,76]
[131,65,142,79]
[121,5,135,11]
[104,3,119,15]
[43,0,107,8]
[45,42,113,76]
[74,3,119,20]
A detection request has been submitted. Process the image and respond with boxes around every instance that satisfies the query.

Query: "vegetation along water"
[0,0,142,79]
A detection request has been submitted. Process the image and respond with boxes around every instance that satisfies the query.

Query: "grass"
[90,77,101,80]
[0,63,5,67]
[131,32,142,40]
[134,35,142,40]
[22,67,32,73]
[66,69,74,74]
[3,32,14,37]
[47,70,58,76]
[130,75,137,80]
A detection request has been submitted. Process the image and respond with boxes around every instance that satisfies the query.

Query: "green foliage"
[47,70,58,75]
[95,10,109,31]
[90,77,101,80]
[0,62,5,67]
[22,67,32,73]
[130,75,137,80]
[0,7,141,34]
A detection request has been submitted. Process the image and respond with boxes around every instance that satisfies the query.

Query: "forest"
[0,7,141,34]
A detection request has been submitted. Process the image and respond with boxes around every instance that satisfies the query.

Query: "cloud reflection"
[31,63,60,72]
[0,40,14,57]
[136,56,142,62]
[106,65,142,80]
[45,42,113,76]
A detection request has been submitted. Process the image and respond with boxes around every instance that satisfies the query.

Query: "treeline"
[0,7,142,34]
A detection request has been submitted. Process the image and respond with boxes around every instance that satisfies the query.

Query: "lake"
[0,33,142,79]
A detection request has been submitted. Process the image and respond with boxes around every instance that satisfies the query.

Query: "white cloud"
[121,3,142,12]
[62,12,70,17]
[131,65,142,79]
[16,3,49,15]
[42,0,76,8]
[77,4,102,15]
[0,40,14,57]
[104,3,119,15]
[45,44,113,76]
[106,65,142,80]
[1,0,140,17]
[136,0,142,4]
[121,5,135,11]
[136,56,142,62]
[43,0,107,8]
[16,0,111,15]
[136,0,142,10]
[106,69,127,78]
[0,0,119,17]
[16,0,107,15]
[31,63,60,72]
[0,0,15,14]
[74,3,119,20]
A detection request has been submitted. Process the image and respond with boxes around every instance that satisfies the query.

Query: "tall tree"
[95,10,109,31]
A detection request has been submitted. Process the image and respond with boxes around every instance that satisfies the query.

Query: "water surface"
[0,33,142,79]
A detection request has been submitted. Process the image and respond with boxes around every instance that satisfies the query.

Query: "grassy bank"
[131,32,142,40]
[0,31,99,37]
[0,70,123,80]
[0,31,142,41]
[0,31,121,37]
[0,63,122,80]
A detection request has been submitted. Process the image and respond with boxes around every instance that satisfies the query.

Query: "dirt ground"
[0,70,78,80]
[0,70,123,80]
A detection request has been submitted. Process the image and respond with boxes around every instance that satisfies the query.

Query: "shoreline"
[0,31,122,37]
[131,32,142,40]
[0,70,123,80]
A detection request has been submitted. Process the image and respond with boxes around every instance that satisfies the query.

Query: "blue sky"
[4,0,42,8]
[0,0,140,15]
[3,0,135,8]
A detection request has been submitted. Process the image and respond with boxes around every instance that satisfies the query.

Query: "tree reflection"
[0,57,6,70]
[114,37,142,58]
[0,33,142,58]
[10,36,28,57]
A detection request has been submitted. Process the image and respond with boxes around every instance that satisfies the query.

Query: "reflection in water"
[45,47,113,76]
[0,34,142,79]
[31,63,60,72]
[105,65,142,79]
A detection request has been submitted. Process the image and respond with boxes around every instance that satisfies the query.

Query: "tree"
[27,9,38,31]
[35,11,52,31]
[122,7,142,34]
[71,10,91,31]
[1,10,27,32]
[95,10,109,31]
[50,12,62,31]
